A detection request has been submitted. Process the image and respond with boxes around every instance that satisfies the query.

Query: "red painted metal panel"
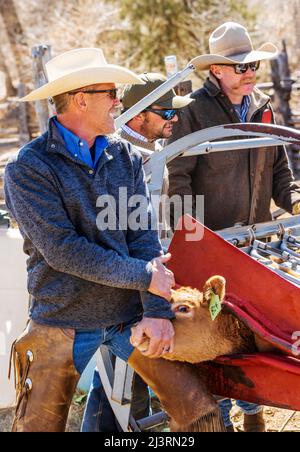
[168,215,300,409]
[201,354,300,410]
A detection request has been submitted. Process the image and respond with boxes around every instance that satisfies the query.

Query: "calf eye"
[178,305,189,313]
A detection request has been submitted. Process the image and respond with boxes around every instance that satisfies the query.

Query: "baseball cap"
[121,72,194,109]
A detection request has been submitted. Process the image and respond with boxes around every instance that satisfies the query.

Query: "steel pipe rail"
[217,216,300,246]
[145,122,300,173]
[95,346,132,432]
[144,122,300,222]
[183,137,291,157]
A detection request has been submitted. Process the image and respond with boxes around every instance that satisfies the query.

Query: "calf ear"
[202,276,226,307]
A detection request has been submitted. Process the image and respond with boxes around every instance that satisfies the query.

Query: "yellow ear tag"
[209,291,222,321]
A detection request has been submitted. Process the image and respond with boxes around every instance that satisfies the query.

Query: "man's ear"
[210,65,223,80]
[73,92,88,111]
[127,113,146,128]
[135,112,147,122]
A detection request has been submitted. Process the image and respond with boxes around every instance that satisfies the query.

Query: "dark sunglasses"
[68,88,118,99]
[143,108,180,120]
[223,61,260,74]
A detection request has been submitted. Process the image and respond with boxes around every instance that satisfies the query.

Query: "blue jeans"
[72,316,149,432]
[219,399,262,428]
[73,318,138,375]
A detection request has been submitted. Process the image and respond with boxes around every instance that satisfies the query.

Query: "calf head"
[137,276,257,363]
[167,275,250,363]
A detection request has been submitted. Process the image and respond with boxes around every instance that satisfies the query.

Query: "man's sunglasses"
[223,61,260,74]
[143,108,180,120]
[68,88,118,99]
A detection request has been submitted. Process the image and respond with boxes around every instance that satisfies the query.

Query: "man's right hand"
[148,253,175,301]
[130,317,175,358]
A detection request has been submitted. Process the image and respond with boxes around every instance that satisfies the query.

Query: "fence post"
[271,40,293,127]
[271,40,299,174]
[31,45,52,134]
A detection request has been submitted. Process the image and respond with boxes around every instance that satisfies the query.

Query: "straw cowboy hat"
[190,22,278,70]
[21,48,144,102]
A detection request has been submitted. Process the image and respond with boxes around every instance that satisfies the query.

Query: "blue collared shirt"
[53,117,108,169]
[233,95,251,123]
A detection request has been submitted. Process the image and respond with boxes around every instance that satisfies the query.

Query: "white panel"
[0,229,28,408]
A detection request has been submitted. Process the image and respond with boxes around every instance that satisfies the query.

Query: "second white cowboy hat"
[190,22,278,70]
[21,48,144,102]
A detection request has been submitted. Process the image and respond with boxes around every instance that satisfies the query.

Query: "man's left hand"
[292,202,300,215]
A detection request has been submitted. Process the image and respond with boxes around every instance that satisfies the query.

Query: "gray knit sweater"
[4,119,174,330]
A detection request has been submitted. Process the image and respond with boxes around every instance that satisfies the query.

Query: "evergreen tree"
[108,0,257,73]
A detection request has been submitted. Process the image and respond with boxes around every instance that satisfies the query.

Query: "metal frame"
[217,216,300,246]
[95,122,300,432]
[145,122,300,218]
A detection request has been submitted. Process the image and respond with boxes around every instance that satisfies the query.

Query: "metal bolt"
[25,378,33,391]
[26,350,34,362]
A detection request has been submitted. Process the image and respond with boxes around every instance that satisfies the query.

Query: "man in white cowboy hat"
[4,48,225,433]
[167,22,300,431]
[81,73,194,432]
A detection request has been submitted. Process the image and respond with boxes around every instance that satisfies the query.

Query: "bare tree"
[0,46,16,97]
[0,0,28,87]
[253,0,300,72]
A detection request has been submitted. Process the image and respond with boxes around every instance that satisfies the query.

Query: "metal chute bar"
[219,219,300,287]
[218,216,300,247]
[147,122,300,168]
[144,123,300,213]
[95,347,132,432]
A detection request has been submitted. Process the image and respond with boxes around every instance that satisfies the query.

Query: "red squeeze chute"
[168,215,300,410]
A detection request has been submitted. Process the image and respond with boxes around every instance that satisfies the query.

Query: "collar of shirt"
[53,117,108,169]
[235,95,251,122]
[122,124,148,142]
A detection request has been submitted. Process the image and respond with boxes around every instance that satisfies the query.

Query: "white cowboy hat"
[21,48,144,102]
[189,22,278,71]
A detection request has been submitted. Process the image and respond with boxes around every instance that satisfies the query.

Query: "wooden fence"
[1,41,300,178]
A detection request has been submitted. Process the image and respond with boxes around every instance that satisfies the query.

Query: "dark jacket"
[167,75,300,231]
[4,119,174,330]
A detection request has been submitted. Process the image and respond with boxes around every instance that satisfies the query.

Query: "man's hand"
[148,253,175,301]
[130,317,175,358]
[292,202,300,216]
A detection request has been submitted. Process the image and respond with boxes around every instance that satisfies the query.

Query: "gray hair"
[52,92,71,114]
